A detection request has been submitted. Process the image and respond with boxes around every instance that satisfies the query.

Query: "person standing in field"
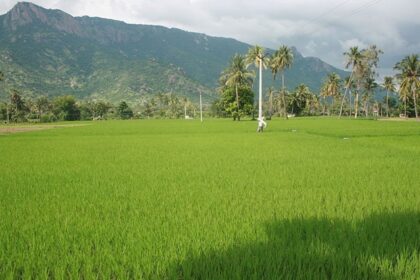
[257,117,267,132]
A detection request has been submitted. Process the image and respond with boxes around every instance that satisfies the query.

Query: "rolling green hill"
[0,2,348,103]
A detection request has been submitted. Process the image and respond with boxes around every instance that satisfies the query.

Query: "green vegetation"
[0,2,347,103]
[218,54,254,120]
[269,45,294,118]
[0,118,419,279]
[0,91,204,122]
[395,54,420,118]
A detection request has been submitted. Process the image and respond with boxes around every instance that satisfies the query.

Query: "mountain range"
[0,2,348,103]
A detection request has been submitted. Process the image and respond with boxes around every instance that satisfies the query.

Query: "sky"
[1,0,419,75]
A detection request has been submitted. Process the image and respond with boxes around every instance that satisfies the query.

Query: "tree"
[362,78,378,117]
[288,84,311,116]
[35,96,50,120]
[323,73,341,116]
[246,45,267,124]
[93,101,112,119]
[0,71,6,122]
[53,95,80,121]
[394,54,420,118]
[343,76,355,117]
[269,45,294,119]
[222,54,254,120]
[340,47,363,117]
[267,87,275,119]
[219,86,254,120]
[117,101,133,120]
[382,76,395,117]
[10,89,27,122]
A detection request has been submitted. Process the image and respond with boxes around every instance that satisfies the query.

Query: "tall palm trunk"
[339,70,353,117]
[354,81,362,119]
[405,97,407,117]
[331,97,335,116]
[413,88,418,119]
[235,83,239,121]
[349,90,352,118]
[386,90,389,117]
[269,90,273,118]
[354,92,359,119]
[365,100,368,117]
[235,84,239,109]
[282,72,288,119]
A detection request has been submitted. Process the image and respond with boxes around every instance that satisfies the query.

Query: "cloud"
[339,39,368,51]
[0,0,419,69]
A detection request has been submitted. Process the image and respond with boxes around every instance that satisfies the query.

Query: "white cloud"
[0,0,419,69]
[339,38,368,51]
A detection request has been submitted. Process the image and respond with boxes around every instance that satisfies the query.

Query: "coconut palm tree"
[246,46,267,123]
[222,54,254,120]
[291,84,311,115]
[270,45,294,119]
[323,73,341,116]
[343,76,355,117]
[267,87,275,119]
[340,47,364,118]
[362,77,378,117]
[394,54,420,119]
[382,76,395,117]
[320,84,328,115]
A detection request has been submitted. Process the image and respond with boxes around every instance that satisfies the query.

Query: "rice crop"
[0,118,419,279]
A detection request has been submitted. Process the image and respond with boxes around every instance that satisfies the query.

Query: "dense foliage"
[0,91,202,122]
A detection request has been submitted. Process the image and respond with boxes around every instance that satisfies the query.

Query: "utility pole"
[258,58,263,121]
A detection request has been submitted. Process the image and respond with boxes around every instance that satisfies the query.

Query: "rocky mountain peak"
[3,2,83,35]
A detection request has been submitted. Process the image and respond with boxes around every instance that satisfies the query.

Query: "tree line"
[0,47,418,122]
[215,45,419,120]
[0,87,201,123]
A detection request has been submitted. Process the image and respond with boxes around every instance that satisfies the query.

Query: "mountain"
[0,2,348,103]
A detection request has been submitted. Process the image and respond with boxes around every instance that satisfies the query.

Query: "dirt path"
[0,124,88,135]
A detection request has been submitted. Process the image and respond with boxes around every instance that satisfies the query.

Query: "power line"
[303,0,353,28]
[303,0,385,30]
[346,0,384,17]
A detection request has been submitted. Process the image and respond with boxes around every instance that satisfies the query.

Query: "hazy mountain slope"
[0,2,348,103]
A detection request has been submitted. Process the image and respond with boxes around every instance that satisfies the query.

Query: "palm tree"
[222,54,254,120]
[246,46,267,123]
[293,84,311,115]
[270,45,294,119]
[267,87,275,119]
[343,76,355,117]
[363,78,378,117]
[394,54,420,119]
[382,76,395,117]
[323,73,341,116]
[340,47,363,118]
[0,71,8,123]
[320,84,328,115]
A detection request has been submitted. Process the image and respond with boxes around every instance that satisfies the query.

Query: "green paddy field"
[0,118,419,279]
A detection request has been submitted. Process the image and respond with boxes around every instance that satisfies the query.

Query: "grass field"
[0,118,419,279]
